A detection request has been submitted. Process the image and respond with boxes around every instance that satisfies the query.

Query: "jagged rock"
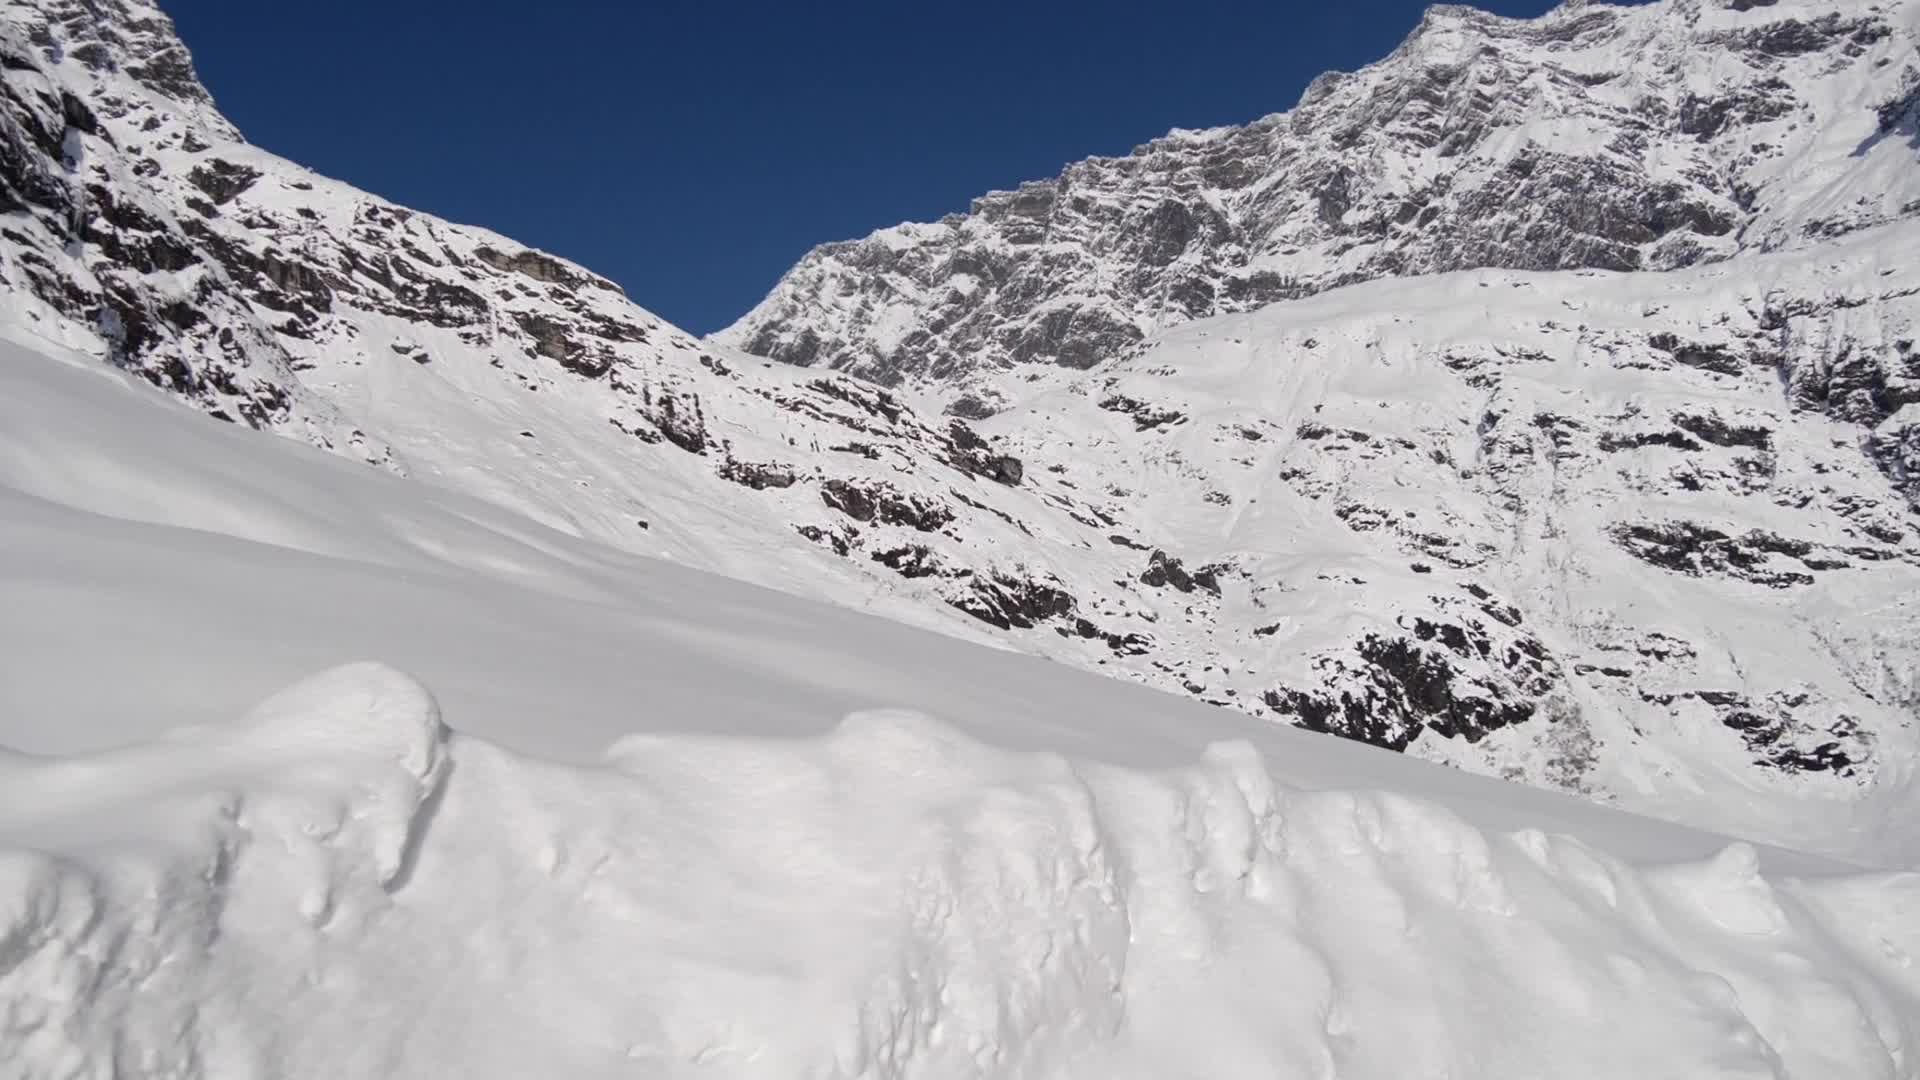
[1649,332,1747,376]
[820,478,953,531]
[1140,550,1222,596]
[943,393,1001,420]
[871,544,940,578]
[647,390,709,454]
[1868,415,1920,506]
[1064,617,1153,655]
[1099,394,1187,431]
[718,458,797,490]
[795,523,857,557]
[1707,689,1868,775]
[718,1,1920,392]
[948,573,1076,630]
[1607,520,1863,587]
[1262,607,1558,752]
[1673,411,1772,451]
[944,420,1023,485]
[475,244,586,287]
[186,158,258,205]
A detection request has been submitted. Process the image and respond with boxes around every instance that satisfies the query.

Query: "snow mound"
[0,662,449,1075]
[3,666,1917,1078]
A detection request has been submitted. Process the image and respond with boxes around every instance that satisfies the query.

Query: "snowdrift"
[3,661,1918,1078]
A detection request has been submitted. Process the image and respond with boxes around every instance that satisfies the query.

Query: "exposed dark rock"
[474,245,586,287]
[1609,520,1837,587]
[871,544,940,578]
[1139,550,1224,596]
[795,523,856,557]
[981,454,1024,486]
[1677,78,1795,140]
[718,458,798,490]
[1673,411,1772,451]
[1648,332,1746,376]
[1694,690,1868,775]
[820,478,954,531]
[948,573,1076,630]
[1867,419,1920,507]
[1099,394,1187,431]
[260,250,334,313]
[809,377,906,424]
[646,390,709,454]
[516,313,609,376]
[84,184,198,272]
[944,393,1001,420]
[1718,13,1889,61]
[1065,617,1153,655]
[1264,624,1545,753]
[1599,429,1703,452]
[414,280,488,327]
[944,420,1024,485]
[186,159,260,205]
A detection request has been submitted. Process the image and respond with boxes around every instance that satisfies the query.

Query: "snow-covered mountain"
[8,333,1918,1079]
[718,0,1920,397]
[2,0,1918,865]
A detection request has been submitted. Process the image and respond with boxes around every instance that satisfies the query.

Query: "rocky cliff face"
[0,0,369,453]
[717,0,1920,405]
[4,0,1919,862]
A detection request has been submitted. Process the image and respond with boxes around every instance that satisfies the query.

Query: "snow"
[5,317,1920,1077]
[0,332,1775,839]
[637,0,1920,866]
[20,7,1918,858]
[7,0,1920,1065]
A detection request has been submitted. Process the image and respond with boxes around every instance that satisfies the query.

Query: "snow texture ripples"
[3,662,1916,1079]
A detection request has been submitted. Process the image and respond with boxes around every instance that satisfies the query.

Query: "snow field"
[3,661,1917,1078]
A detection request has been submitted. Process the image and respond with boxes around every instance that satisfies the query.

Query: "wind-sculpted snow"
[4,662,1918,1078]
[3,0,1919,861]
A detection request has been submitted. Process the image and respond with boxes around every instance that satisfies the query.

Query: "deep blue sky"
[164,1,1569,334]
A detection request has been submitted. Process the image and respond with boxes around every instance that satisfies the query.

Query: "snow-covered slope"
[2,0,1918,864]
[719,0,1920,395]
[7,334,1920,1080]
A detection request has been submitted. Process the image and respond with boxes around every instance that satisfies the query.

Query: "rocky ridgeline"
[3,0,1918,857]
[717,0,1920,401]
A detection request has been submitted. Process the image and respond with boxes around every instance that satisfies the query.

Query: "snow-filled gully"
[3,663,1915,1078]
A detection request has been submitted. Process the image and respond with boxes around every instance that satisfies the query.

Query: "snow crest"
[3,666,1916,1078]
[0,662,448,1076]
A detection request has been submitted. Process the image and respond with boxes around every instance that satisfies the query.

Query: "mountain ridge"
[716,0,1920,406]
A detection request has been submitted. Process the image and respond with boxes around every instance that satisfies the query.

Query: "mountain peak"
[714,0,1917,394]
[11,0,214,104]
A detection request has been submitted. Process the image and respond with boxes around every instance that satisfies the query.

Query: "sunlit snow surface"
[7,0,1920,866]
[4,337,1919,1076]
